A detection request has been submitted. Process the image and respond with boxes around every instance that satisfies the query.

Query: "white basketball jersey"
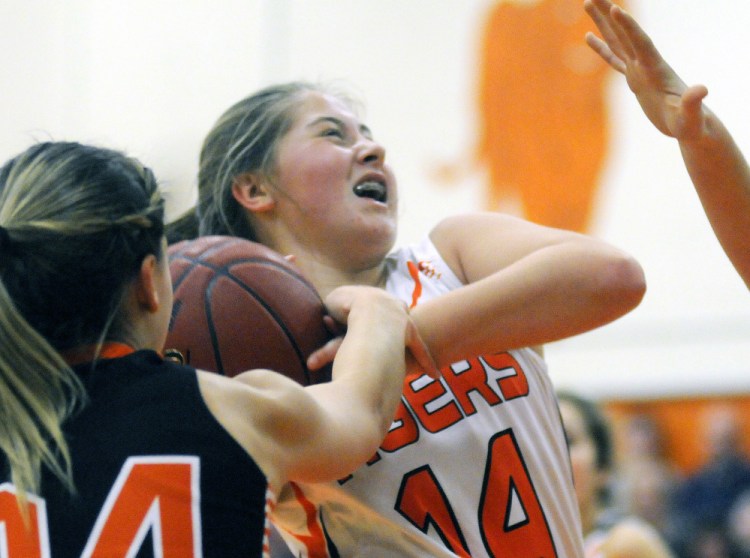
[273,236,584,557]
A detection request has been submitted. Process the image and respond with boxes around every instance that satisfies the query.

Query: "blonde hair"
[0,142,164,503]
[166,81,361,243]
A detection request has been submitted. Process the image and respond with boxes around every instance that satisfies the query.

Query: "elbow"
[598,252,647,317]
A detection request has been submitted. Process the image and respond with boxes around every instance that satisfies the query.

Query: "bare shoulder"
[428,211,582,283]
[428,212,524,281]
[429,212,532,246]
[601,517,675,558]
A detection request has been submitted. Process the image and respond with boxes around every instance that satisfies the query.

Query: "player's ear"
[135,254,160,313]
[232,172,276,213]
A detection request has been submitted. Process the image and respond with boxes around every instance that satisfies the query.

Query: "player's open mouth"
[353,180,387,203]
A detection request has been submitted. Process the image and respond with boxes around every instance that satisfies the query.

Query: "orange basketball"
[165,236,332,385]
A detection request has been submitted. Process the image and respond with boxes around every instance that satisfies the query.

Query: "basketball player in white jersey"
[172,80,647,557]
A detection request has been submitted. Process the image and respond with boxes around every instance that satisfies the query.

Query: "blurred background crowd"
[591,398,750,557]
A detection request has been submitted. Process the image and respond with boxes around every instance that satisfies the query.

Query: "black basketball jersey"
[0,350,271,558]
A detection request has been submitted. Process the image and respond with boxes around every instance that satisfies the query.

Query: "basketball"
[165,235,332,385]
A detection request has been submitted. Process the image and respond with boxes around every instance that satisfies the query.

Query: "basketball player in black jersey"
[0,141,437,558]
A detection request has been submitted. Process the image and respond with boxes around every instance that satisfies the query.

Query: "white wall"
[1,0,748,399]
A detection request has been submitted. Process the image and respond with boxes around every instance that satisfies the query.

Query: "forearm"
[328,301,406,429]
[308,293,407,455]
[411,241,645,367]
[678,112,750,287]
[279,297,407,483]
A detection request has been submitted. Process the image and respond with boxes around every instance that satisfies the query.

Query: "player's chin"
[363,215,397,240]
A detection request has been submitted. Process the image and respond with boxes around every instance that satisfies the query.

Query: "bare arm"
[585,0,750,288]
[409,212,645,367]
[200,286,436,492]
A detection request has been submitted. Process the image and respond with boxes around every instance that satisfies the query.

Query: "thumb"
[680,84,708,118]
[405,321,441,379]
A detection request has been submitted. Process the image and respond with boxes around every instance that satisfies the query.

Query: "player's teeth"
[353,181,386,201]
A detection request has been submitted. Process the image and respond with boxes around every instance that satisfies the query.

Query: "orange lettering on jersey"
[0,484,50,558]
[403,374,463,433]
[380,398,420,452]
[365,452,382,466]
[442,358,502,416]
[370,354,531,465]
[481,353,529,401]
[81,457,200,558]
[396,466,471,557]
[479,430,556,556]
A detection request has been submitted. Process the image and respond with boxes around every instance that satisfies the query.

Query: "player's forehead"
[292,90,370,135]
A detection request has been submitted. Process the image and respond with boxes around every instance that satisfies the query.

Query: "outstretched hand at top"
[584,0,709,141]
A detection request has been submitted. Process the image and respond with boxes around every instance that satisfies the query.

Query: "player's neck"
[298,258,388,299]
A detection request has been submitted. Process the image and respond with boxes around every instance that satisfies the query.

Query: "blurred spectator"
[615,414,682,542]
[672,406,750,556]
[729,490,750,558]
[689,525,734,558]
[558,391,675,557]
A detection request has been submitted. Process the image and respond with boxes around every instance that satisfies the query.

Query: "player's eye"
[322,128,344,139]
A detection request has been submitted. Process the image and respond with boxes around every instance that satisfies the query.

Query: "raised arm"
[200,286,436,492]
[410,212,646,367]
[585,0,750,288]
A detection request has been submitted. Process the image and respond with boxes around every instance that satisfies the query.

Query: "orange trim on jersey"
[407,260,422,309]
[62,342,135,366]
[263,489,276,558]
[289,482,329,557]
